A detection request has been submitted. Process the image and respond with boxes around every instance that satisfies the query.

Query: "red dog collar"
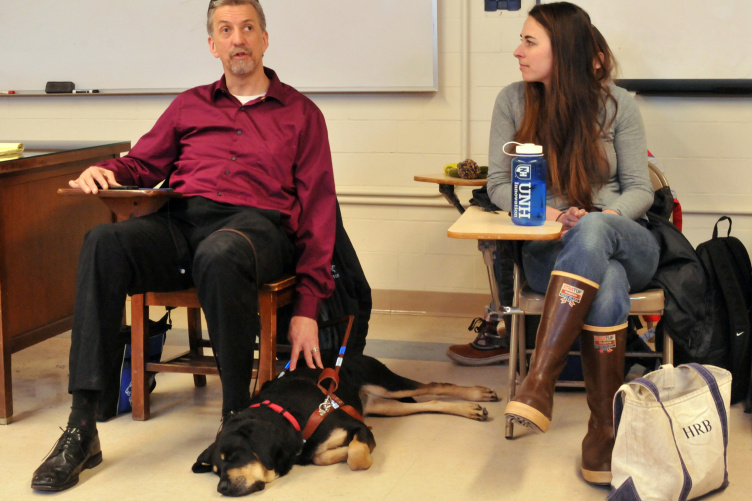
[249,400,301,432]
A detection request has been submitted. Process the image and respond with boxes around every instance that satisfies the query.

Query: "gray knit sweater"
[486,81,653,221]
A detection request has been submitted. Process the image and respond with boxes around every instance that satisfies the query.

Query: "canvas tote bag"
[609,363,731,501]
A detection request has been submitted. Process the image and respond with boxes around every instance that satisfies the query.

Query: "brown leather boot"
[504,271,599,432]
[579,323,627,485]
[446,310,510,366]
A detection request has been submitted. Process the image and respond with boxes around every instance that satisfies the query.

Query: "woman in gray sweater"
[486,2,660,485]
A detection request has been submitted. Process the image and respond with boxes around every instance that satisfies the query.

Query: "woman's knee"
[564,213,613,246]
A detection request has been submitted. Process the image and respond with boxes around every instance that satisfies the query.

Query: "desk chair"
[57,188,301,421]
[130,276,295,421]
[505,162,674,438]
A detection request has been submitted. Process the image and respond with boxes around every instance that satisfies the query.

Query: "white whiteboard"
[542,0,752,80]
[0,0,438,93]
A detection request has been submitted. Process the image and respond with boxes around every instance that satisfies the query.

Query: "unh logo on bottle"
[514,164,532,218]
[515,164,531,180]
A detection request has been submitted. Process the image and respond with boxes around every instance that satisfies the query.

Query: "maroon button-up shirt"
[98,68,336,318]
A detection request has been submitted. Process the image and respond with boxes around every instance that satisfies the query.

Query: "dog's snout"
[217,477,266,497]
[217,478,232,495]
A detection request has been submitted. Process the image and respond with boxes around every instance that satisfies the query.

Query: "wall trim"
[372,289,490,318]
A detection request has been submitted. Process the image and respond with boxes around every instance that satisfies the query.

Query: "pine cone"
[457,159,480,179]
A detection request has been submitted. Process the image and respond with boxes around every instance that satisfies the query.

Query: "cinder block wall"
[2,0,750,318]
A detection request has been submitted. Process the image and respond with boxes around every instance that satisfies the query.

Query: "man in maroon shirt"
[32,1,336,492]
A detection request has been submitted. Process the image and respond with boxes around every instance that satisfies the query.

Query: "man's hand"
[69,166,120,194]
[287,316,323,371]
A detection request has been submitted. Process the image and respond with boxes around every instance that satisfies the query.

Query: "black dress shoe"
[31,427,102,492]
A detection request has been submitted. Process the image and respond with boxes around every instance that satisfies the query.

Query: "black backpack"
[694,216,752,408]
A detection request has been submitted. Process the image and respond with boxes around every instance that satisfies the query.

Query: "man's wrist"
[293,293,321,320]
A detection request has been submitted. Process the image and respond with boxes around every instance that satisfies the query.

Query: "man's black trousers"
[68,196,295,413]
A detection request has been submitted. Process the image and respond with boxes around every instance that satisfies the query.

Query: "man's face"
[208,5,268,78]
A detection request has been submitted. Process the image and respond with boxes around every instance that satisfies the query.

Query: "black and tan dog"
[192,353,498,496]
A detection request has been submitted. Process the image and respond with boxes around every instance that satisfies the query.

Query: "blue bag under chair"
[96,314,169,421]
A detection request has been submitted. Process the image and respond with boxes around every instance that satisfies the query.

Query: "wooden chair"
[57,188,298,421]
[129,276,295,421]
[506,162,674,437]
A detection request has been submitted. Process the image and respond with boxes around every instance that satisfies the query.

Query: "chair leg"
[663,329,674,365]
[186,307,207,388]
[131,294,150,421]
[505,263,525,439]
[257,291,279,393]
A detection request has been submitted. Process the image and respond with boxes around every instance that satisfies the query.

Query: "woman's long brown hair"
[515,2,617,211]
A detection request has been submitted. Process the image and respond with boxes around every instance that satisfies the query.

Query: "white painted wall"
[1,0,750,296]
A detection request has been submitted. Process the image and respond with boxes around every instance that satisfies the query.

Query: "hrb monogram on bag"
[558,283,584,307]
[682,420,712,439]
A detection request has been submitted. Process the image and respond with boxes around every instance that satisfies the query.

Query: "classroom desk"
[0,140,130,424]
[413,173,487,214]
[57,188,183,222]
[447,206,561,438]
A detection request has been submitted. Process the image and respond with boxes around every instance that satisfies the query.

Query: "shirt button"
[225,170,230,175]
[240,106,245,111]
[217,192,222,196]
[231,156,236,161]
[237,130,242,135]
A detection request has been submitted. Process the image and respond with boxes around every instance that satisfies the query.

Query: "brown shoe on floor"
[446,311,510,366]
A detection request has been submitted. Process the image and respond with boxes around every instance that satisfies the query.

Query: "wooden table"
[413,173,487,214]
[448,206,561,437]
[0,141,130,424]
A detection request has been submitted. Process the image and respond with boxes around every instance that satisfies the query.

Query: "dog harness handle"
[316,315,354,393]
[317,368,339,393]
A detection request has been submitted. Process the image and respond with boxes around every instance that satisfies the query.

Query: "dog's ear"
[257,423,300,476]
[272,432,300,476]
[244,421,298,477]
[192,441,217,474]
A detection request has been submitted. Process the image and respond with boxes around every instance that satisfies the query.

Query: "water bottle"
[507,142,547,226]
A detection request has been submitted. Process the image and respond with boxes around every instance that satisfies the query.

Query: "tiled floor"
[2,313,750,500]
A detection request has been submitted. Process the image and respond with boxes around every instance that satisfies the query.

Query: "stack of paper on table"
[0,142,24,158]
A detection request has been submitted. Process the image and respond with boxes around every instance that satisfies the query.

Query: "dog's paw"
[468,386,499,402]
[467,404,489,421]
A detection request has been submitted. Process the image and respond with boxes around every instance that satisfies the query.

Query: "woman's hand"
[557,206,588,235]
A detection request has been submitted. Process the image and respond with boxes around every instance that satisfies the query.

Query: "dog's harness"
[274,315,367,442]
[248,400,301,432]
[302,316,367,441]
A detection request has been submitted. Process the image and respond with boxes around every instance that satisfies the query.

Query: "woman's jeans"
[521,213,660,327]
